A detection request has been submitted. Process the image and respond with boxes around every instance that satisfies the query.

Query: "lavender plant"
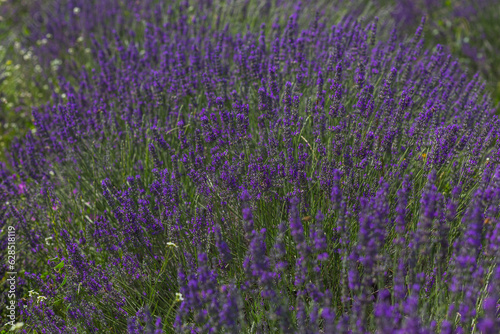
[1,0,500,333]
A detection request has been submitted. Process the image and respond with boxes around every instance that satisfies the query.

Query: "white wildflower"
[10,322,24,331]
[23,51,32,60]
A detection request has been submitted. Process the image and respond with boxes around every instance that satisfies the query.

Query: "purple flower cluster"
[1,0,500,332]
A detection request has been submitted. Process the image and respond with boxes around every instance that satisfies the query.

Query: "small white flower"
[50,58,62,71]
[77,35,84,43]
[73,7,80,14]
[37,295,47,303]
[68,48,74,54]
[46,33,52,39]
[166,242,178,248]
[28,290,39,297]
[175,292,184,302]
[10,322,24,330]
[45,236,53,245]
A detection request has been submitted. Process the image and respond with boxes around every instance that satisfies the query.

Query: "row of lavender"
[2,0,499,151]
[1,0,500,332]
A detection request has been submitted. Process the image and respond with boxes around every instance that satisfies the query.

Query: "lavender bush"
[1,0,500,333]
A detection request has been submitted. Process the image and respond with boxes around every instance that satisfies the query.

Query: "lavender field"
[1,0,500,333]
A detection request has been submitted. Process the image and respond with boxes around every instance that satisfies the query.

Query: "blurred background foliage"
[0,0,499,161]
[387,0,500,108]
